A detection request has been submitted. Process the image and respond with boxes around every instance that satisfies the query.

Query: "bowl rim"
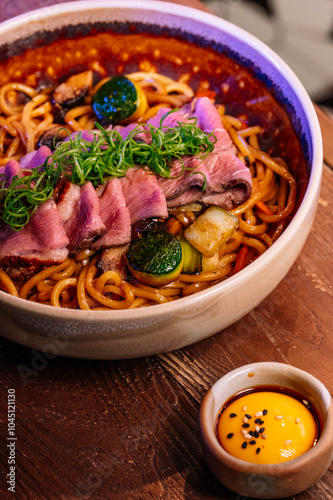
[0,0,323,321]
[199,362,333,474]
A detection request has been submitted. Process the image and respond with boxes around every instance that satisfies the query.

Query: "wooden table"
[1,1,332,499]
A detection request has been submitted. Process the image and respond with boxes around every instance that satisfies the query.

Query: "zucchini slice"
[184,206,239,258]
[127,224,183,286]
[178,234,202,274]
[91,76,147,124]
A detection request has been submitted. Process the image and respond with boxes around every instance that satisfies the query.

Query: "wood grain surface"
[1,1,333,499]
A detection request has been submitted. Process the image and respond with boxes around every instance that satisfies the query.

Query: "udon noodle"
[0,70,297,309]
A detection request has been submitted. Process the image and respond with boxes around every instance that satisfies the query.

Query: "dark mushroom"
[98,244,130,277]
[37,126,71,150]
[131,218,160,241]
[52,70,93,121]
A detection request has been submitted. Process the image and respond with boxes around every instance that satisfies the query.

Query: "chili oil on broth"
[0,26,308,310]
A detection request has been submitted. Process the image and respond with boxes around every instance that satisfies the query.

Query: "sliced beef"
[56,181,81,223]
[20,145,53,171]
[166,188,202,208]
[156,155,206,200]
[200,186,251,209]
[203,151,252,195]
[112,123,151,142]
[198,151,252,209]
[147,107,190,130]
[156,97,251,209]
[0,160,21,186]
[121,168,168,225]
[98,244,129,277]
[92,178,131,248]
[64,182,107,251]
[65,130,100,143]
[0,200,69,278]
[166,152,252,210]
[190,97,236,153]
[118,97,234,153]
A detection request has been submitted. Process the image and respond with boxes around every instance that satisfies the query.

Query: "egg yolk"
[217,392,318,464]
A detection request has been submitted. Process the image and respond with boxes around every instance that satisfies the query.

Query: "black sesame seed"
[249,440,256,445]
[259,420,264,425]
[259,427,265,433]
[245,414,252,419]
[249,431,254,437]
[242,441,248,449]
[254,431,260,438]
[254,418,261,424]
[242,423,250,428]
[263,409,268,415]
[230,413,237,418]
[227,433,234,439]
[256,447,261,454]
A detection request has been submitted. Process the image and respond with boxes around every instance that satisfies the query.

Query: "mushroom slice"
[52,70,93,120]
[37,126,71,150]
[99,244,130,278]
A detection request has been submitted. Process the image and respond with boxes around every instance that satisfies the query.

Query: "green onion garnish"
[0,110,216,231]
[0,161,61,231]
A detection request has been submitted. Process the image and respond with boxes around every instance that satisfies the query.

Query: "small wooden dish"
[199,362,333,499]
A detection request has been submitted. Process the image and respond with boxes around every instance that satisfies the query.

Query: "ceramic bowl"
[199,362,333,498]
[0,1,323,359]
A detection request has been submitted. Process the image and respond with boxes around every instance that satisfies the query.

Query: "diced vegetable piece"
[184,206,239,258]
[165,216,183,236]
[256,200,274,216]
[178,234,202,274]
[91,75,147,124]
[233,245,249,274]
[127,224,183,286]
[168,203,203,213]
[201,252,220,273]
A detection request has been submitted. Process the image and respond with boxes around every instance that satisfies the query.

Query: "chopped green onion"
[0,160,60,231]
